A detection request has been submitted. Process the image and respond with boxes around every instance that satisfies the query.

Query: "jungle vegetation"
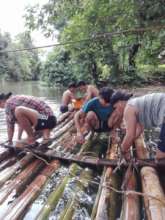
[1,0,165,86]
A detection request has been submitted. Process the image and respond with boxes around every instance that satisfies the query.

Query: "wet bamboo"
[59,168,93,220]
[51,119,74,142]
[0,160,60,220]
[141,167,165,220]
[95,140,121,220]
[0,156,17,172]
[36,163,81,220]
[120,166,140,220]
[23,133,94,219]
[54,112,74,131]
[136,135,165,220]
[59,135,102,220]
[0,159,45,205]
[0,147,11,161]
[56,111,71,126]
[0,153,34,187]
[120,136,146,220]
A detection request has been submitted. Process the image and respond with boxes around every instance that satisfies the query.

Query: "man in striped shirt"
[0,93,56,146]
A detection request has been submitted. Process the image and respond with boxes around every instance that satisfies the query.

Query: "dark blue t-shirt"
[82,97,113,121]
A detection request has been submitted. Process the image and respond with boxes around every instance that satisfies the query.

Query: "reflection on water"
[0,80,63,142]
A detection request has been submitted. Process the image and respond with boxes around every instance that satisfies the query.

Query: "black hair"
[110,91,133,105]
[99,87,114,103]
[68,82,77,89]
[0,92,12,100]
[77,80,86,87]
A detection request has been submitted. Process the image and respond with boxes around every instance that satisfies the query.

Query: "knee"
[86,111,97,122]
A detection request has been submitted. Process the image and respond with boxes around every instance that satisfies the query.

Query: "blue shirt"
[82,97,113,121]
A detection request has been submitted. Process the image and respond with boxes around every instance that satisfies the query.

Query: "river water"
[0,80,63,142]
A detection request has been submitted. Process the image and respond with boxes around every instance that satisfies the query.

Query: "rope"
[76,177,165,206]
[1,25,164,53]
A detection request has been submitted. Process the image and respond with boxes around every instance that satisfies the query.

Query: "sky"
[0,0,56,47]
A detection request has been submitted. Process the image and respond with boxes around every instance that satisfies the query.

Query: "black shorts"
[93,120,111,133]
[92,111,112,133]
[35,115,56,131]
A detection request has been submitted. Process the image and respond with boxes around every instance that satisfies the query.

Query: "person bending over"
[0,93,56,146]
[110,92,165,159]
[74,87,115,144]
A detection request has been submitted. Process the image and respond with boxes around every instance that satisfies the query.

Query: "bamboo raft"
[0,112,165,220]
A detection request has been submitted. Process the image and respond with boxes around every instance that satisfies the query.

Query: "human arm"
[74,109,86,144]
[121,106,138,154]
[7,124,15,144]
[5,105,15,144]
[85,85,99,102]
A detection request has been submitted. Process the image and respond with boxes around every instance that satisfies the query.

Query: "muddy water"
[0,80,63,142]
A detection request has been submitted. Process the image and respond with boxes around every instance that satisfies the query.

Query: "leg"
[43,129,51,140]
[15,106,39,144]
[86,111,99,131]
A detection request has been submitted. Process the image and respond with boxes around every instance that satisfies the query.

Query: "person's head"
[99,87,114,106]
[68,82,77,93]
[77,80,87,93]
[0,92,12,108]
[110,91,133,111]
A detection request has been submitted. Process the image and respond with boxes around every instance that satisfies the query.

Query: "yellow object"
[72,98,84,110]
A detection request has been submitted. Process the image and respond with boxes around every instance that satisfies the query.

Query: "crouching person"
[74,87,115,144]
[110,92,165,159]
[0,93,56,146]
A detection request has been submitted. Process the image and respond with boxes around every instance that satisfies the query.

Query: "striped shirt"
[5,95,54,128]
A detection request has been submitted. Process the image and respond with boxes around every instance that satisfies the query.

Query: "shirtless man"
[60,82,77,113]
[60,81,99,113]
[76,80,99,103]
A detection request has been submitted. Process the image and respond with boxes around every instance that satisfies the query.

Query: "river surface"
[0,80,63,142]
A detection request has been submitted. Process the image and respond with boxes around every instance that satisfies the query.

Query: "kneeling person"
[0,93,56,146]
[74,87,114,144]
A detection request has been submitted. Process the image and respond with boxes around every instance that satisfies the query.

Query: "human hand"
[76,132,85,144]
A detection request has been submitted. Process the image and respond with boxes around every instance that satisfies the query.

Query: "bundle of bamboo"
[0,160,60,220]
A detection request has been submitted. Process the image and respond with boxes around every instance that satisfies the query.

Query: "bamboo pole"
[59,168,93,220]
[120,136,147,220]
[23,132,95,220]
[141,167,165,220]
[58,135,102,220]
[36,163,81,220]
[0,154,34,187]
[0,156,17,172]
[0,160,60,220]
[94,137,120,220]
[0,159,45,205]
[0,148,11,161]
[120,166,140,220]
[51,119,74,141]
[135,135,165,220]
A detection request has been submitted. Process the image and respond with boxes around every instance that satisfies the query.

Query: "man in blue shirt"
[74,87,115,144]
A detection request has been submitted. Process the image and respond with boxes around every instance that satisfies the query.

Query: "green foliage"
[24,0,165,86]
[0,32,41,81]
